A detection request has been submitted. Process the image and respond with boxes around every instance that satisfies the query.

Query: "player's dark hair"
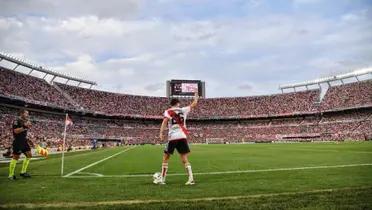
[170,98,180,106]
[19,109,27,116]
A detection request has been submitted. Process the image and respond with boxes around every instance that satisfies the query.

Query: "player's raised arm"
[190,92,199,109]
[159,117,169,141]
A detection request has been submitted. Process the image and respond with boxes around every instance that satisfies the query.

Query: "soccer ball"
[153,172,162,184]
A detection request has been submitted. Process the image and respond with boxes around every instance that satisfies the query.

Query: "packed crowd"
[1,67,371,119]
[0,105,370,149]
[321,80,372,110]
[0,105,160,149]
[0,67,371,150]
[0,67,73,108]
[187,110,371,143]
[56,82,168,117]
[57,82,321,118]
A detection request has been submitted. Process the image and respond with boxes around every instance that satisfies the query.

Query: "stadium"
[1,1,372,210]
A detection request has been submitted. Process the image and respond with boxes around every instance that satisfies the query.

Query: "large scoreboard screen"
[167,80,205,98]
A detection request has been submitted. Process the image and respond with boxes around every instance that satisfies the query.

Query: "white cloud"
[0,2,371,97]
[0,0,142,18]
[0,18,23,30]
[171,21,217,42]
[45,16,160,38]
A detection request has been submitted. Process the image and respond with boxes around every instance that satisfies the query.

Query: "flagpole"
[61,113,68,177]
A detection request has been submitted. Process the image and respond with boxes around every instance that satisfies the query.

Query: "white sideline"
[66,162,372,178]
[63,146,136,178]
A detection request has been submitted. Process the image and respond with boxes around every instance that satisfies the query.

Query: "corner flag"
[65,114,73,126]
[61,113,73,176]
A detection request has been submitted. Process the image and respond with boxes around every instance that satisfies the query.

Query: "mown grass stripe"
[66,163,372,178]
[1,186,371,209]
[63,146,136,177]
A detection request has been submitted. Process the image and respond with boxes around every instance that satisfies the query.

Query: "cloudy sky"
[0,0,371,97]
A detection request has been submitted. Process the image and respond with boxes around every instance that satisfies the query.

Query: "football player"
[157,92,199,185]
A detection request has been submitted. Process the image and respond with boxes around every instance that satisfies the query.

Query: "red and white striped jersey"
[163,106,191,141]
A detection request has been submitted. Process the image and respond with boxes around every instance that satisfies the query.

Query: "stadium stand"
[56,82,320,118]
[0,66,371,150]
[321,80,372,110]
[56,82,168,117]
[0,67,74,108]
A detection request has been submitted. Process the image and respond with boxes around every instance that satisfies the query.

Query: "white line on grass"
[63,146,136,178]
[66,163,372,178]
[272,148,372,154]
[77,172,104,177]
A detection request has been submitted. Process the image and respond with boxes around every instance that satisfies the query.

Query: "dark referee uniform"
[12,117,31,155]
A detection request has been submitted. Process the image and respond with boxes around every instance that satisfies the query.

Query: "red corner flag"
[65,114,73,126]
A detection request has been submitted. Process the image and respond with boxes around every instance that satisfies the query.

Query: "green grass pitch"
[0,142,372,209]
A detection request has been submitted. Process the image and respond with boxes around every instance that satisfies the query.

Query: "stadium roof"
[0,52,97,87]
[279,67,372,92]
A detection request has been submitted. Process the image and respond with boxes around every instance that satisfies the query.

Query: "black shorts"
[164,139,190,155]
[12,140,31,155]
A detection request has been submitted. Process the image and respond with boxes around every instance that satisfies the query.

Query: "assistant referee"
[8,109,33,180]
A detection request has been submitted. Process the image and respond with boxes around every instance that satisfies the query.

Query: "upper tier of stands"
[56,82,321,118]
[0,67,74,108]
[1,66,371,119]
[321,80,372,110]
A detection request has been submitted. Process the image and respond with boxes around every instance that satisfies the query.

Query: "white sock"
[185,163,193,181]
[161,163,168,182]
